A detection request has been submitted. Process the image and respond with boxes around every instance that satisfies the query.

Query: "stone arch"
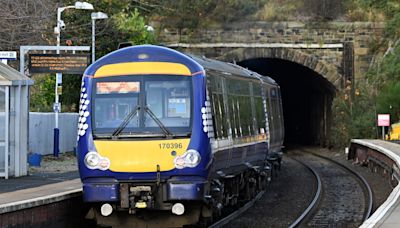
[217,48,342,90]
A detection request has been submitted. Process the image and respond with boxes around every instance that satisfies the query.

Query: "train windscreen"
[92,75,192,138]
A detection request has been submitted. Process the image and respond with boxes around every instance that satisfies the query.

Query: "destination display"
[29,54,89,74]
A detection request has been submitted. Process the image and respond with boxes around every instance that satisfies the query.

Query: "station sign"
[0,51,17,60]
[28,54,89,74]
[53,102,61,112]
[378,114,390,127]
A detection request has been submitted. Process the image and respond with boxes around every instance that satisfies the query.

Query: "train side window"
[270,88,280,144]
[253,83,266,134]
[239,96,251,136]
[229,95,239,138]
[208,74,228,139]
[227,79,253,137]
[265,86,274,141]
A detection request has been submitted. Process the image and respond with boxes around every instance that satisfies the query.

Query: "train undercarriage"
[86,154,281,228]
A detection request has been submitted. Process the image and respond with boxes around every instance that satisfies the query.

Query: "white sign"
[378,114,390,127]
[0,51,17,60]
[53,102,61,112]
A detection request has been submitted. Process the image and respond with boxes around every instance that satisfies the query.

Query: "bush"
[330,82,377,148]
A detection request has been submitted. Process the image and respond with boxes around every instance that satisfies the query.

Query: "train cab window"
[145,80,191,127]
[93,82,140,130]
[92,75,192,137]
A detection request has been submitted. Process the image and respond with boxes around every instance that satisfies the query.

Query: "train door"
[206,71,232,171]
[268,86,283,152]
[263,85,273,151]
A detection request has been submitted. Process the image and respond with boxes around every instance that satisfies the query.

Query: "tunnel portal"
[239,58,336,146]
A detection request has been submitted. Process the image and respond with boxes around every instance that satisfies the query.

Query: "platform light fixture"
[53,1,93,157]
[91,11,108,63]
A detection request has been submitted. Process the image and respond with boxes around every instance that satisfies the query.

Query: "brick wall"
[0,196,93,228]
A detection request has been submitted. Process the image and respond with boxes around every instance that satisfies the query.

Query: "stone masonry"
[159,21,385,89]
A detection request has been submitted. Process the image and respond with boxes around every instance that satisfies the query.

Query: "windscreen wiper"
[112,105,140,137]
[144,106,174,137]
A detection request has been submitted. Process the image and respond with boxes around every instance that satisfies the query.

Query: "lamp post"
[53,1,93,157]
[91,12,108,63]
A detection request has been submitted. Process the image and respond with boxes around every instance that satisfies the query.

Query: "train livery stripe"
[94,139,190,172]
[94,62,192,77]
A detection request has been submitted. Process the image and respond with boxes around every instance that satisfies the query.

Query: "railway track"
[289,149,373,227]
[208,190,265,228]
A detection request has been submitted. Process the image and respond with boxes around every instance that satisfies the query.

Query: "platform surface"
[0,168,81,214]
[0,170,79,194]
[352,139,400,228]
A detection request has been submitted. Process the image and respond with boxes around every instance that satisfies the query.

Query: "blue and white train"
[76,45,284,227]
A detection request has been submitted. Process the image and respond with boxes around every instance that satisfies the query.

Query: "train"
[76,45,284,227]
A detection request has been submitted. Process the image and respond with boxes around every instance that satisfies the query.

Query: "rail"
[289,150,373,227]
[209,190,265,228]
[288,158,322,228]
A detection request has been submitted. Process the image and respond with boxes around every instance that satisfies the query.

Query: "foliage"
[150,0,267,30]
[384,13,400,39]
[30,74,55,112]
[376,82,400,122]
[330,0,400,148]
[366,44,400,124]
[114,8,156,45]
[0,0,56,50]
[330,82,377,148]
[60,75,82,112]
[372,45,400,85]
[34,0,157,112]
[356,0,400,38]
[255,0,302,21]
[209,0,267,23]
[254,0,374,21]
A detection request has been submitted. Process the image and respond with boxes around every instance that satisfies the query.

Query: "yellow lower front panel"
[94,139,190,172]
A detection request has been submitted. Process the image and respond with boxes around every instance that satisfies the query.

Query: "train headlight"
[84,152,110,170]
[174,150,201,169]
[98,157,110,171]
[84,152,100,169]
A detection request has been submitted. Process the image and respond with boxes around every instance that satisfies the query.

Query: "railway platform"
[0,160,83,227]
[350,139,400,228]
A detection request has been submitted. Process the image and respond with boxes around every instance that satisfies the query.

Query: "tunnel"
[238,58,336,146]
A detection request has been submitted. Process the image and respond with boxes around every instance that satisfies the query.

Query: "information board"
[28,54,89,74]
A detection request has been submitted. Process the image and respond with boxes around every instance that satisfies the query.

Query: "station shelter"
[0,62,33,179]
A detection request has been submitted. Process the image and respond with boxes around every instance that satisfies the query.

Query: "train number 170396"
[158,143,183,149]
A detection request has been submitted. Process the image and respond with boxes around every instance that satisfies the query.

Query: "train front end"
[76,45,211,224]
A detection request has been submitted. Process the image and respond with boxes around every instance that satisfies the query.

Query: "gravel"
[223,155,316,227]
[29,152,78,174]
[223,146,393,228]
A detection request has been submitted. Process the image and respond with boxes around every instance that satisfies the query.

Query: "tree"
[377,82,400,122]
[30,74,55,112]
[302,0,348,20]
[113,8,156,45]
[330,82,377,148]
[0,0,56,50]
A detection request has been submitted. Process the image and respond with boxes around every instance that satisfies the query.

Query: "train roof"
[187,54,278,86]
[86,45,277,86]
